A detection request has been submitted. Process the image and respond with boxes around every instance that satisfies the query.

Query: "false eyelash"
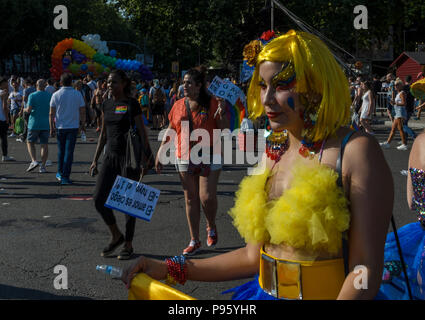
[276,79,296,90]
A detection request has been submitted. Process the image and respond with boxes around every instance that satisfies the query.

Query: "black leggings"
[93,153,136,242]
[0,121,8,156]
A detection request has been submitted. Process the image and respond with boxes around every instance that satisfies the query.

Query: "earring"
[266,130,289,162]
[298,93,322,159]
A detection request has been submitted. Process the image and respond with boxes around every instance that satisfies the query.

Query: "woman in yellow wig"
[123,30,394,300]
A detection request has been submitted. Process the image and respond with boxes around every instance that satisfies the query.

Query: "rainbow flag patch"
[115,105,128,114]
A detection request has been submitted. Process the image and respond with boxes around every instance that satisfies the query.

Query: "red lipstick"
[266,112,282,119]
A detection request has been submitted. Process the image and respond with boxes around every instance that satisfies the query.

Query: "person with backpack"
[138,88,150,121]
[403,75,417,142]
[149,79,166,130]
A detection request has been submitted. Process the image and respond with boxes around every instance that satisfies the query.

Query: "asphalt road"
[0,115,423,300]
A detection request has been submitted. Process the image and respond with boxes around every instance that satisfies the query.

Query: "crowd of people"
[349,71,422,151]
[1,29,425,301]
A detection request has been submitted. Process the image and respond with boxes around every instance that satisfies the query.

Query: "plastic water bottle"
[96,265,123,279]
[81,132,87,142]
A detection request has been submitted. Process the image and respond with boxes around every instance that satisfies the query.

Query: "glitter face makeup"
[271,61,296,90]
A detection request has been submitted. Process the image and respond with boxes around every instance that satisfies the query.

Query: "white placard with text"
[105,175,160,222]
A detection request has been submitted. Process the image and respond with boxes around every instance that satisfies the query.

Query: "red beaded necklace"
[265,130,290,162]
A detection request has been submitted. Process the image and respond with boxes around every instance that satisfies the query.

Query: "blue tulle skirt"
[224,223,425,300]
[223,275,279,300]
[377,222,425,300]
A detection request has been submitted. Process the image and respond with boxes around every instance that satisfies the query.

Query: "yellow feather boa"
[228,162,350,255]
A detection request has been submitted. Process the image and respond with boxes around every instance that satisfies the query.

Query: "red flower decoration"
[260,30,276,41]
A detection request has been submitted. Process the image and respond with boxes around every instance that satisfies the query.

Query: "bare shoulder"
[341,130,391,180]
[411,131,425,152]
[410,131,425,169]
[345,130,382,160]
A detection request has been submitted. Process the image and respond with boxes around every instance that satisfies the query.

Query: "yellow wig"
[247,30,351,142]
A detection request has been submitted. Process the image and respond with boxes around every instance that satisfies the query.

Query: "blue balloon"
[81,64,88,71]
[63,57,71,66]
[110,49,117,57]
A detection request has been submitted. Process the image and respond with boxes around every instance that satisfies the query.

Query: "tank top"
[395,92,405,106]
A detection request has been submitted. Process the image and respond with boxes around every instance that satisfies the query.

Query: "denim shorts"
[175,155,223,173]
[10,109,19,116]
[27,129,49,144]
[394,106,407,119]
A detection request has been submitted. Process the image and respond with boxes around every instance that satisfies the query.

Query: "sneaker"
[207,228,218,247]
[182,240,201,256]
[397,144,408,151]
[379,142,390,149]
[8,133,16,137]
[60,177,72,185]
[46,160,52,166]
[16,138,23,143]
[39,165,47,173]
[26,161,39,172]
[2,155,15,162]
[56,173,62,181]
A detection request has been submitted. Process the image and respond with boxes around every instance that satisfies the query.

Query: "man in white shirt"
[50,73,86,185]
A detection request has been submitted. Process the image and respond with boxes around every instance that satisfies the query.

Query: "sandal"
[101,235,124,257]
[117,246,134,260]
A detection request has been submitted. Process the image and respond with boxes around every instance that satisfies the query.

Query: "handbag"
[123,102,155,180]
[185,98,210,177]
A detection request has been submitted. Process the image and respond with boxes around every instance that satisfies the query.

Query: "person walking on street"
[49,73,86,185]
[25,79,52,173]
[45,78,56,95]
[7,79,23,137]
[149,79,166,130]
[155,67,229,256]
[402,75,417,142]
[18,78,36,143]
[0,77,14,162]
[385,74,396,122]
[91,79,106,132]
[90,70,153,260]
[73,80,88,141]
[380,79,408,150]
[359,81,375,134]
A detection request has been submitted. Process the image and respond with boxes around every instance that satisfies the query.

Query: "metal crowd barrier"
[374,92,389,114]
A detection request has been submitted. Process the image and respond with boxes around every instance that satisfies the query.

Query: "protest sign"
[208,76,244,106]
[105,175,160,222]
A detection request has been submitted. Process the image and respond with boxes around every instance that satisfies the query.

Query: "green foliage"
[2,0,425,75]
[0,0,138,63]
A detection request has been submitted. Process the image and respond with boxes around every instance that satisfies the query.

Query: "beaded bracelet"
[165,255,187,285]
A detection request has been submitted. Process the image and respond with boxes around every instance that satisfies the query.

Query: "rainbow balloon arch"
[50,35,153,81]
